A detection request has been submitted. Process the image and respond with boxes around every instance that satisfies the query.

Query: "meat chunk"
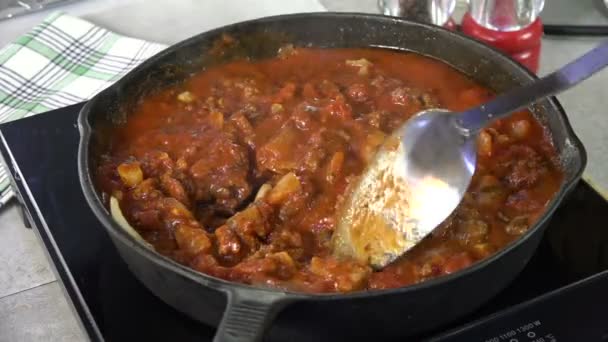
[443,252,474,274]
[474,174,506,210]
[370,75,402,94]
[505,215,530,235]
[190,254,227,279]
[274,82,296,103]
[505,189,543,213]
[346,83,370,102]
[131,178,162,201]
[160,174,190,207]
[140,151,175,178]
[390,87,413,106]
[132,210,162,230]
[507,161,543,189]
[290,103,315,130]
[268,251,297,279]
[318,80,340,98]
[278,181,312,222]
[231,259,278,282]
[229,204,271,238]
[498,145,547,190]
[225,202,273,252]
[230,113,255,148]
[324,95,353,120]
[309,256,371,292]
[389,87,437,109]
[189,134,251,212]
[159,197,194,221]
[293,128,327,174]
[235,78,261,100]
[454,219,489,245]
[215,225,243,258]
[276,229,303,249]
[299,147,326,173]
[302,83,319,99]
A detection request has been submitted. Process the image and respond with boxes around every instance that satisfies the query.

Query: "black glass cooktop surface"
[1,103,608,342]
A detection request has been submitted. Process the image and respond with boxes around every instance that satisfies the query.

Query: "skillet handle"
[213,288,292,342]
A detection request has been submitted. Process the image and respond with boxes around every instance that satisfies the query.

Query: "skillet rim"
[77,11,587,301]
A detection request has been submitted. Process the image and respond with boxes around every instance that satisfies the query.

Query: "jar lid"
[468,0,545,32]
[378,0,456,26]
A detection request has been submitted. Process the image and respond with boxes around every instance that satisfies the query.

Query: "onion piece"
[255,183,272,201]
[110,196,153,249]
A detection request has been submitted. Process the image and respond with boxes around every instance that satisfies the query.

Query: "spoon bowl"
[332,109,477,268]
[334,39,608,269]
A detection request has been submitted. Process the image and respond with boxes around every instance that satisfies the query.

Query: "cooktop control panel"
[436,272,608,341]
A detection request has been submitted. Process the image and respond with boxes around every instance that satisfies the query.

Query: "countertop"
[0,0,607,341]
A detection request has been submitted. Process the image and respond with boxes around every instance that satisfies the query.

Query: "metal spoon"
[333,40,608,269]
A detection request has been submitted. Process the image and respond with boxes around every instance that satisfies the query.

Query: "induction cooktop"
[1,103,608,341]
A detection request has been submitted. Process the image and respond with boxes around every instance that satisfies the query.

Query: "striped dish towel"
[0,12,167,205]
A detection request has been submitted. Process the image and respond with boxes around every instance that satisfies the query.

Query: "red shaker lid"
[462,0,545,72]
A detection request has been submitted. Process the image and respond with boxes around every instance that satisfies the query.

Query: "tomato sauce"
[96,47,562,293]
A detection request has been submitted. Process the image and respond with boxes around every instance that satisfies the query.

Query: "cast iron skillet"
[77,13,586,342]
